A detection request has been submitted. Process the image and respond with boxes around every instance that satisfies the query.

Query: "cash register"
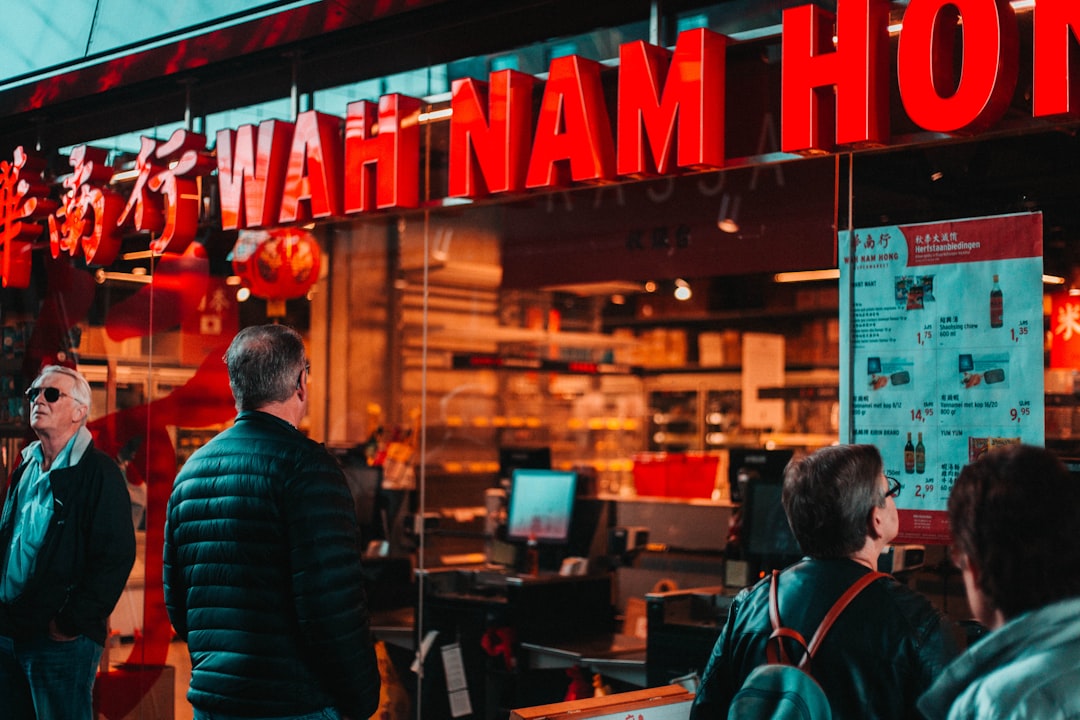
[416,468,616,720]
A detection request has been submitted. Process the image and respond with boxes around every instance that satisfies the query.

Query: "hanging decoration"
[230,227,321,315]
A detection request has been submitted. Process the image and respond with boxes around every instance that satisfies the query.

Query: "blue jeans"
[0,632,103,720]
[193,709,342,720]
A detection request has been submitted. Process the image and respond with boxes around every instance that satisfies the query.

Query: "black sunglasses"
[25,386,70,403]
[884,476,903,499]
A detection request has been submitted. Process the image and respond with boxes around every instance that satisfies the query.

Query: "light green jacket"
[918,596,1080,719]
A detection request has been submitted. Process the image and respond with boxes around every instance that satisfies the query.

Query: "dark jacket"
[690,558,960,720]
[163,410,380,719]
[0,439,136,646]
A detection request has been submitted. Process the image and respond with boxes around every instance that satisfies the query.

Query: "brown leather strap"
[766,568,888,671]
[767,569,808,665]
[800,570,888,669]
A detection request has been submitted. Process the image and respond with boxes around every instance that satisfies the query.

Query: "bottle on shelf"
[915,431,925,474]
[990,274,1003,328]
[904,432,915,474]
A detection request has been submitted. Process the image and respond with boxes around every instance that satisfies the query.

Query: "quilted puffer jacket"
[163,410,380,719]
[690,557,960,720]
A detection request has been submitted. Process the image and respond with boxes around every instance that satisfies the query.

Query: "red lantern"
[231,227,321,301]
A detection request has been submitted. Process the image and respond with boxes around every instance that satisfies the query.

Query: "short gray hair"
[224,324,307,411]
[781,444,884,558]
[34,365,92,421]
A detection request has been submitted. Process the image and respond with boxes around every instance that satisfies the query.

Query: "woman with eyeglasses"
[0,365,136,720]
[691,444,960,720]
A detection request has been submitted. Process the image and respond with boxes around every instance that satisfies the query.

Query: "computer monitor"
[741,468,803,578]
[1059,456,1080,479]
[505,468,578,544]
[498,446,552,485]
[336,454,385,547]
[728,447,794,503]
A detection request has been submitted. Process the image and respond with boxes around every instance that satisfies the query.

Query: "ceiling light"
[773,269,840,283]
[674,278,692,301]
[419,107,453,123]
[717,194,741,233]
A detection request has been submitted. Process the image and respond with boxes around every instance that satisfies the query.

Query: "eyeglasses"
[25,386,72,404]
[296,361,311,389]
[884,476,903,499]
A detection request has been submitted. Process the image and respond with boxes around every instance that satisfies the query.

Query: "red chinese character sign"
[46,130,211,268]
[1050,294,1080,370]
[230,228,321,313]
[49,145,125,265]
[0,147,55,288]
[118,129,214,255]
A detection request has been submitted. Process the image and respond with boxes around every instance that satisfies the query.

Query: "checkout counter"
[415,566,620,720]
[398,490,739,719]
[367,458,749,719]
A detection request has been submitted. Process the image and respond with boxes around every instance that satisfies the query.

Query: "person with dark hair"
[164,325,381,720]
[918,444,1080,719]
[0,365,136,720]
[690,444,958,720]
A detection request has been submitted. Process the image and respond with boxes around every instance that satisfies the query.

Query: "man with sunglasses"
[0,365,136,719]
[691,444,959,720]
[164,324,380,720]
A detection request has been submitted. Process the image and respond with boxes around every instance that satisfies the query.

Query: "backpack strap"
[765,568,888,672]
[802,570,887,667]
[766,570,808,666]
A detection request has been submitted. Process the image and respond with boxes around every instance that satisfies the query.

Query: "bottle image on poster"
[990,274,1003,328]
[839,212,1045,544]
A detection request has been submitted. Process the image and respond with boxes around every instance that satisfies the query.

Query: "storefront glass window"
[6,1,1080,715]
[203,98,292,137]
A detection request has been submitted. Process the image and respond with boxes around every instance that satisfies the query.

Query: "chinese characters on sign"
[840,213,1044,544]
[0,130,214,288]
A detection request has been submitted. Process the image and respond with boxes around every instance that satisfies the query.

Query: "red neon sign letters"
[3,0,1080,289]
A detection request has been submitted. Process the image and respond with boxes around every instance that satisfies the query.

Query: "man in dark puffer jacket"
[164,324,380,720]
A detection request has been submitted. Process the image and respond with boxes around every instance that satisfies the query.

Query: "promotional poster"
[840,213,1044,544]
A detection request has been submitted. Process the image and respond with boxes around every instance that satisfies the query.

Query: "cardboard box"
[510,684,693,720]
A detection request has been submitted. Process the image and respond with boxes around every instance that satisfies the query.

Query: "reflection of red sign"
[1051,294,1080,370]
[181,276,239,365]
[232,228,321,300]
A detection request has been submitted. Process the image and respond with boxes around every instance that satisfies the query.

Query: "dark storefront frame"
[3,1,1080,718]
